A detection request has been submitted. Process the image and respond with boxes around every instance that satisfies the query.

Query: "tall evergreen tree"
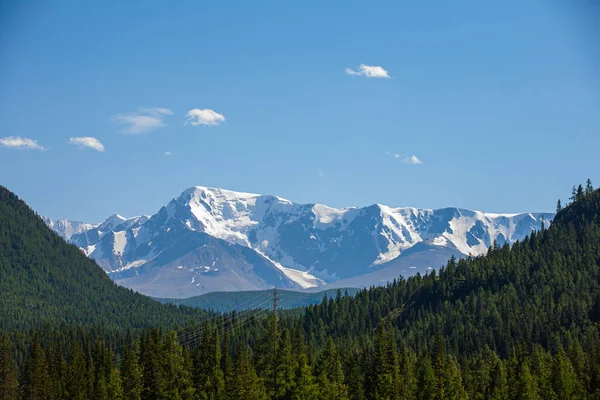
[121,347,143,400]
[194,326,224,400]
[316,337,347,400]
[67,341,89,400]
[586,178,594,196]
[21,334,50,400]
[107,368,124,400]
[233,344,267,400]
[140,328,164,400]
[0,335,18,400]
[161,331,195,400]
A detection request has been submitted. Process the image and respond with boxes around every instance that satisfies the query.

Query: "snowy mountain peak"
[99,213,127,231]
[45,185,554,297]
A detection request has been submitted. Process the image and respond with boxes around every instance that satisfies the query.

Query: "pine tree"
[398,345,417,400]
[140,328,164,400]
[343,348,365,400]
[290,352,317,400]
[21,334,51,400]
[511,362,540,400]
[570,185,577,203]
[277,328,294,398]
[67,341,89,400]
[432,333,446,400]
[556,199,562,213]
[371,323,400,399]
[234,344,267,400]
[416,352,436,400]
[91,340,112,400]
[161,331,195,400]
[577,184,585,201]
[529,345,554,400]
[488,352,508,400]
[47,342,67,400]
[194,326,224,400]
[552,348,582,399]
[107,368,124,400]
[444,355,467,400]
[0,335,18,400]
[121,347,143,400]
[316,337,347,400]
[221,333,235,400]
[255,311,280,398]
[586,178,594,196]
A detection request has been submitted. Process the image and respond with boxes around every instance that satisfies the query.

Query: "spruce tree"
[586,178,594,196]
[0,335,18,400]
[140,328,164,400]
[552,348,582,399]
[121,347,143,400]
[234,344,267,400]
[67,341,89,400]
[316,337,347,400]
[398,345,417,400]
[21,334,50,400]
[107,368,124,400]
[194,326,224,400]
[290,352,317,400]
[161,331,195,400]
[416,351,435,400]
[47,343,67,400]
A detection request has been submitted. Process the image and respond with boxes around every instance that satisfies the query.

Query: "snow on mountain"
[43,217,99,240]
[45,186,554,297]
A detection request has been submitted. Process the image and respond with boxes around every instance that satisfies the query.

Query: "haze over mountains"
[45,186,553,297]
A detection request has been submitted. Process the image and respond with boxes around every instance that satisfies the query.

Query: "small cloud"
[407,155,422,164]
[68,137,104,152]
[164,151,172,156]
[113,107,173,134]
[317,169,324,177]
[184,108,225,126]
[386,152,423,164]
[345,64,390,78]
[0,136,45,150]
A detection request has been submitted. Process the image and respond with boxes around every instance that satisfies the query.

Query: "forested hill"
[301,182,600,357]
[2,183,600,399]
[156,288,360,312]
[0,186,206,331]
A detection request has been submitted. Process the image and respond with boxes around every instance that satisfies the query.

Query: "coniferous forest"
[1,181,600,399]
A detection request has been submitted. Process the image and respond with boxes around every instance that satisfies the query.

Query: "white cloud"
[164,151,172,156]
[0,136,45,150]
[387,152,423,164]
[113,107,173,134]
[68,137,105,152]
[345,64,390,78]
[184,108,225,126]
[407,155,423,164]
[317,169,324,177]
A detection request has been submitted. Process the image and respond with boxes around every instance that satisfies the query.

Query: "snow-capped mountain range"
[45,186,554,298]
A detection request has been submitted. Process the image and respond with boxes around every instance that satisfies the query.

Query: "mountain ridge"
[45,185,554,297]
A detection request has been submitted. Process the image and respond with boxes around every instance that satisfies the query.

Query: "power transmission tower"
[273,286,279,398]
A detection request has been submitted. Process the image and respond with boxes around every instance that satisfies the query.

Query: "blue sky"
[0,0,598,222]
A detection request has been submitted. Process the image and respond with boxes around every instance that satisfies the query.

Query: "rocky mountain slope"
[46,186,553,297]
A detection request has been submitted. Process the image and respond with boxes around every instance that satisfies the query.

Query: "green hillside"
[156,287,360,312]
[3,182,600,399]
[0,186,206,331]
